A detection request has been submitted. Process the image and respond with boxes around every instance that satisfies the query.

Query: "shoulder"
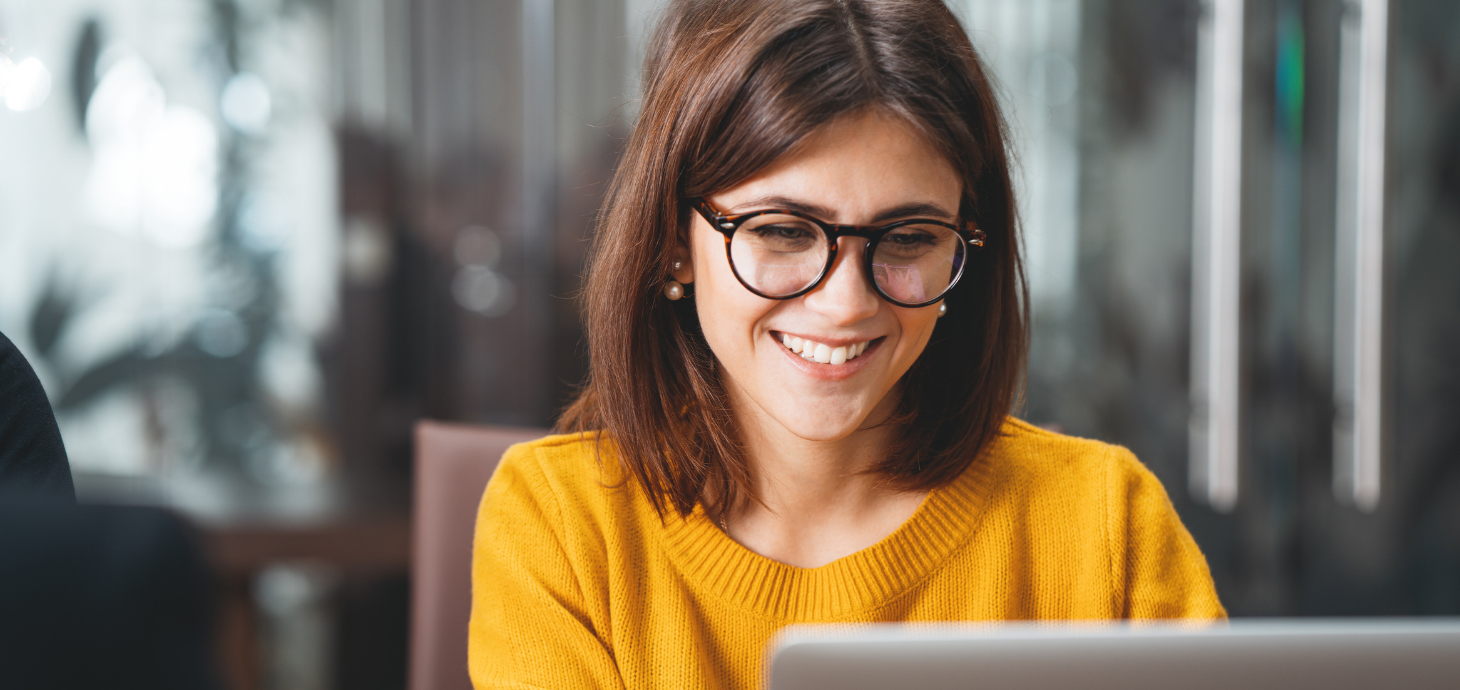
[984,419,1222,617]
[985,417,1156,496]
[495,431,617,489]
[485,431,633,525]
[0,330,74,502]
[978,417,1178,533]
[497,431,602,472]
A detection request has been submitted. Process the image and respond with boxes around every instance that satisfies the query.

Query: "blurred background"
[0,0,1456,688]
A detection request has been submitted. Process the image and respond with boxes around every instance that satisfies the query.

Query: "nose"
[801,237,881,325]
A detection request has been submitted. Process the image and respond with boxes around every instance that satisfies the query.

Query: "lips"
[777,333,872,365]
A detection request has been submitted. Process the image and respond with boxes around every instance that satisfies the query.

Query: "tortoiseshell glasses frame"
[689,198,986,308]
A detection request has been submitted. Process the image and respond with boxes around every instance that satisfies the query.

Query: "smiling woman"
[566,0,1025,527]
[469,1,1224,688]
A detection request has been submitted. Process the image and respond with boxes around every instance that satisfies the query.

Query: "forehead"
[718,110,962,221]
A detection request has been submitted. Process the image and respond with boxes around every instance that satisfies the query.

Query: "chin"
[767,404,875,442]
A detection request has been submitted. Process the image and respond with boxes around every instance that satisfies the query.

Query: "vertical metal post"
[1189,0,1244,512]
[1333,0,1388,512]
[522,0,556,424]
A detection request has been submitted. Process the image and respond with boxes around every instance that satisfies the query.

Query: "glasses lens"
[729,214,829,297]
[870,223,965,304]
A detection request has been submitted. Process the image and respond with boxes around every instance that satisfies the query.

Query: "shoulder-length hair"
[560,0,1027,519]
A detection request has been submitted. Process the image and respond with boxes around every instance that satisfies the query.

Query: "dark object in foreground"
[0,502,221,690]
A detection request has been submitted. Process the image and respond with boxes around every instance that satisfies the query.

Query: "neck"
[720,384,927,568]
[736,403,895,514]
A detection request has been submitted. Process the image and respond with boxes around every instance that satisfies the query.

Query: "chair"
[410,421,545,690]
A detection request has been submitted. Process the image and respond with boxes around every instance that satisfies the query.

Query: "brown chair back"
[410,421,544,690]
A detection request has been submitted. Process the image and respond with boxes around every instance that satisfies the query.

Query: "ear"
[669,244,694,284]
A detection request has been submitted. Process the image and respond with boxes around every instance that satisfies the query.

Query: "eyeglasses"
[690,198,986,308]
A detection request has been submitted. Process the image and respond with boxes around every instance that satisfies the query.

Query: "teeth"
[778,335,872,364]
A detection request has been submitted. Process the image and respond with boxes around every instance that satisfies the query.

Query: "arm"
[1105,448,1227,620]
[468,444,625,690]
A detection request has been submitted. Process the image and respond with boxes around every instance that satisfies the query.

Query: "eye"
[757,224,815,240]
[739,214,825,247]
[883,229,938,246]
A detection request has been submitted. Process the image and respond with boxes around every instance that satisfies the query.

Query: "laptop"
[767,619,1460,690]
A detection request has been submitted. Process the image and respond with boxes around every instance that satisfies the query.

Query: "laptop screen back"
[768,620,1460,690]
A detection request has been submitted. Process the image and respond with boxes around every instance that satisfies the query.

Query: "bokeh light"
[220,71,272,134]
[0,56,13,99]
[83,55,218,247]
[452,265,515,317]
[2,56,52,111]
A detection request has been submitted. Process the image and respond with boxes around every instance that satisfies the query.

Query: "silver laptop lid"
[768,620,1460,690]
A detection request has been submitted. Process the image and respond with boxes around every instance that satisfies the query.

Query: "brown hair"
[559,0,1027,519]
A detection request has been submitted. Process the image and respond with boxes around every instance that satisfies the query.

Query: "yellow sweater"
[468,418,1225,689]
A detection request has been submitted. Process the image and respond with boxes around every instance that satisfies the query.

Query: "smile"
[777,333,872,365]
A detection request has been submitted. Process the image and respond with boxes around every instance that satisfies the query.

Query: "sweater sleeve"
[468,443,625,690]
[1106,448,1227,620]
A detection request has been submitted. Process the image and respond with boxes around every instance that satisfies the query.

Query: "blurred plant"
[25,0,328,484]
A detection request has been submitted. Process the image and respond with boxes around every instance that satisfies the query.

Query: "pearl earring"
[672,259,684,272]
[937,302,947,317]
[664,280,684,301]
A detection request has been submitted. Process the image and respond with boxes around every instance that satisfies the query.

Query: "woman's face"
[677,110,962,442]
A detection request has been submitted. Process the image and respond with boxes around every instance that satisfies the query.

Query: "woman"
[469,1,1224,687]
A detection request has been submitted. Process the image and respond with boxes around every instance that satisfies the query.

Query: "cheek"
[696,278,774,352]
[687,220,724,288]
[690,228,763,349]
[896,309,941,360]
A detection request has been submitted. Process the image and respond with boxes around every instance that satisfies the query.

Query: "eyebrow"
[730,195,956,223]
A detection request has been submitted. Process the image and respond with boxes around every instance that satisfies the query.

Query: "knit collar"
[655,448,995,622]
